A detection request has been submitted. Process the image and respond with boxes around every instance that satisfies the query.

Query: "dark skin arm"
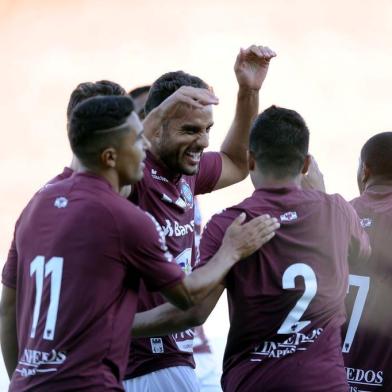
[0,285,18,379]
[133,285,224,337]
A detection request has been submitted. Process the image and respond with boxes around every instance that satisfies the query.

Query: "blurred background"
[0,0,391,387]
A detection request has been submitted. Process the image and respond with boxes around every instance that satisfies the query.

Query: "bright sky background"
[0,0,391,387]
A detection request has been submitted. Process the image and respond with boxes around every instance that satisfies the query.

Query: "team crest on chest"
[179,179,194,208]
[360,217,372,228]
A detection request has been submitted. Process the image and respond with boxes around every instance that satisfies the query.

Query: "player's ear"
[248,150,256,171]
[101,147,117,168]
[301,154,311,174]
[362,162,371,184]
[357,159,367,194]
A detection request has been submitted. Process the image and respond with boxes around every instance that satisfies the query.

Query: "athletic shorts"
[123,365,200,392]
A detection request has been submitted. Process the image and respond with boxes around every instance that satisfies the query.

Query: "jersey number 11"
[30,256,63,341]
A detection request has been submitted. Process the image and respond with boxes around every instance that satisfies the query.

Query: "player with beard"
[130,84,222,390]
[342,132,392,391]
[0,95,278,391]
[132,105,371,391]
[123,45,276,391]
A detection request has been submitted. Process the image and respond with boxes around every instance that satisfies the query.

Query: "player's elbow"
[173,294,195,311]
[188,305,209,326]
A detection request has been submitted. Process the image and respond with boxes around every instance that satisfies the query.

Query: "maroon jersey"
[126,150,222,378]
[47,167,74,185]
[2,172,184,392]
[342,185,392,391]
[5,167,76,286]
[199,185,370,392]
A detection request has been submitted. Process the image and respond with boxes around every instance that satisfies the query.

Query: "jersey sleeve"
[2,233,18,289]
[198,212,228,268]
[343,198,371,265]
[122,210,184,292]
[194,152,222,195]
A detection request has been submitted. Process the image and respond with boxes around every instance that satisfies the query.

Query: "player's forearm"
[0,310,18,379]
[133,285,224,337]
[132,303,199,337]
[220,88,259,178]
[183,246,236,305]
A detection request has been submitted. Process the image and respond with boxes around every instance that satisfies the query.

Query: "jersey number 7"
[342,274,370,353]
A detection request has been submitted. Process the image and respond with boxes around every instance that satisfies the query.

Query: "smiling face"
[152,105,214,175]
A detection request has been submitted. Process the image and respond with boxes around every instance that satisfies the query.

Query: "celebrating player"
[342,132,392,391]
[123,45,277,391]
[0,93,278,391]
[130,84,222,390]
[132,105,371,391]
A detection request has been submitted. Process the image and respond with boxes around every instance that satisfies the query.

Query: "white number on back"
[277,263,317,334]
[342,274,370,353]
[30,256,63,340]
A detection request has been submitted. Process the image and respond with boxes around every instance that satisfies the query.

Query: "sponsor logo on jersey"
[161,219,195,238]
[150,338,164,353]
[280,211,298,222]
[54,197,68,208]
[360,217,373,228]
[346,367,383,389]
[180,179,193,208]
[151,169,169,183]
[251,328,323,360]
[16,348,67,377]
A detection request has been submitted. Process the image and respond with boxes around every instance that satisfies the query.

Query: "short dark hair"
[129,85,151,99]
[249,105,309,178]
[145,71,208,115]
[129,85,151,120]
[361,132,392,179]
[67,80,126,121]
[68,95,135,167]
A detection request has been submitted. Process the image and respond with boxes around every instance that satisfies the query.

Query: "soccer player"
[342,132,392,391]
[132,105,371,391]
[123,45,277,392]
[130,83,222,390]
[0,95,278,391]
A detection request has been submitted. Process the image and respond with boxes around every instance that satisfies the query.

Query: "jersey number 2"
[30,256,63,341]
[277,263,317,334]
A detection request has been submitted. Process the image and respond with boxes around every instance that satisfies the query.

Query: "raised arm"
[0,285,18,379]
[215,45,276,190]
[142,86,219,141]
[301,155,326,192]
